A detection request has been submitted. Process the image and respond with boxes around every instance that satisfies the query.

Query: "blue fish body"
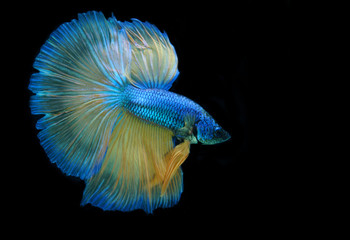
[123,86,194,130]
[123,85,230,144]
[29,11,230,213]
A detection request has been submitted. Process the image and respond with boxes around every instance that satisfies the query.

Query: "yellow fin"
[81,110,183,213]
[120,19,179,90]
[161,140,190,196]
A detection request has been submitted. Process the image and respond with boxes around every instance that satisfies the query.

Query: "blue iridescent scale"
[122,85,205,131]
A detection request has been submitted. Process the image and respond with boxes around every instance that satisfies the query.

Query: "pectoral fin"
[174,114,197,144]
[161,140,190,196]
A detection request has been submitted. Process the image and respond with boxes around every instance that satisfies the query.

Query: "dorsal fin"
[117,19,180,90]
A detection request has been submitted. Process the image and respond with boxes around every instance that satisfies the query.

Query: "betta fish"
[29,11,230,213]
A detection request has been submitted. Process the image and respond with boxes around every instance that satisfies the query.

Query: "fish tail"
[29,11,131,179]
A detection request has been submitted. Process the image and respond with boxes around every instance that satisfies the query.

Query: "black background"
[18,1,293,219]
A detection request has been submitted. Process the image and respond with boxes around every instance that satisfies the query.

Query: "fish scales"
[123,85,202,130]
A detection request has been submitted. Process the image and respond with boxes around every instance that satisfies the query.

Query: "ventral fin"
[161,140,190,196]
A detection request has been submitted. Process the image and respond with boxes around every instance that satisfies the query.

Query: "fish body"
[123,86,198,130]
[123,86,230,144]
[29,11,230,213]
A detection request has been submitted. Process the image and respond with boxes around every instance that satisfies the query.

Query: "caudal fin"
[29,11,131,179]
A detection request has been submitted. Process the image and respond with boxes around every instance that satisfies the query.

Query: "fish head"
[195,117,231,145]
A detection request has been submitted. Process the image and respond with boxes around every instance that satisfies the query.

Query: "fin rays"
[161,140,190,196]
[30,11,129,179]
[82,111,184,213]
[120,19,179,90]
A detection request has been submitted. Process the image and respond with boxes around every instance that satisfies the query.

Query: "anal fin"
[81,111,184,213]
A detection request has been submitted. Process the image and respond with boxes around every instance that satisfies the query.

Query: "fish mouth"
[215,128,231,143]
[197,128,231,145]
